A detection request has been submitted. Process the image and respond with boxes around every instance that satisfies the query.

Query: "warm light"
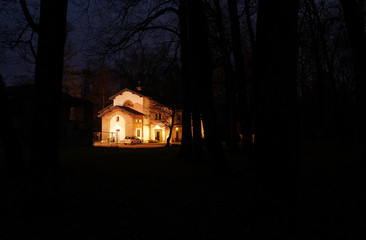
[176,127,179,131]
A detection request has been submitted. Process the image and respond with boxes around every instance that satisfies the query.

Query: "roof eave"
[108,88,146,100]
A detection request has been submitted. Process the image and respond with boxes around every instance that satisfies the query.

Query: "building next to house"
[97,88,182,143]
[2,84,93,147]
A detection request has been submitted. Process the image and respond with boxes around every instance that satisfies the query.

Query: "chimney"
[136,80,142,91]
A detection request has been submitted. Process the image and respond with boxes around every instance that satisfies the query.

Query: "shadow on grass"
[1,144,365,239]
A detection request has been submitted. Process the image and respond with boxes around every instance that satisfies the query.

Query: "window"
[136,119,142,123]
[69,106,85,121]
[123,100,133,108]
[116,116,119,122]
[155,113,161,120]
[136,129,141,137]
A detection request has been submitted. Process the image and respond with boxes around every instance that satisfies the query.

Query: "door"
[110,115,125,141]
[155,129,161,141]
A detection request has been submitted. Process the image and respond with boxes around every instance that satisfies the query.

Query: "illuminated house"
[97,88,182,143]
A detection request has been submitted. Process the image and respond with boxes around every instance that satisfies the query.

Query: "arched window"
[123,100,133,107]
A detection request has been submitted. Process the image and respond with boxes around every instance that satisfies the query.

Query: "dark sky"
[1,0,175,86]
[0,1,92,86]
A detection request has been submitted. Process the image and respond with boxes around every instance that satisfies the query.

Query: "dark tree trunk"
[0,75,25,175]
[0,75,26,207]
[228,0,253,159]
[309,0,339,141]
[189,0,204,159]
[305,0,340,142]
[166,110,176,147]
[213,0,239,150]
[192,107,203,158]
[179,0,193,157]
[187,0,225,165]
[244,0,255,48]
[304,1,326,140]
[250,0,300,237]
[340,0,366,166]
[30,0,68,208]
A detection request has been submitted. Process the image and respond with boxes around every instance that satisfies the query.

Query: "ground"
[0,145,365,239]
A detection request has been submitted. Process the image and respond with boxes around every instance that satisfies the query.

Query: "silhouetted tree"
[244,0,256,48]
[340,0,366,163]
[299,0,341,142]
[24,0,68,207]
[296,0,356,143]
[249,0,300,237]
[212,0,239,150]
[149,100,181,147]
[178,0,193,157]
[0,74,25,185]
[228,0,253,158]
[186,0,225,164]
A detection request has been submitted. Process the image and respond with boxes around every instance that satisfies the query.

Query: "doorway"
[155,129,162,142]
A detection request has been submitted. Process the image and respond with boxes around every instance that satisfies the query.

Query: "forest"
[0,0,365,238]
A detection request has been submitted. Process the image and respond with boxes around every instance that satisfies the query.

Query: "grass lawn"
[0,145,365,239]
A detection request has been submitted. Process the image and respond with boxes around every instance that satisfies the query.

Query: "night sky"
[1,1,97,85]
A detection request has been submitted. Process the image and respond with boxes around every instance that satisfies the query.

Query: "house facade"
[97,88,181,143]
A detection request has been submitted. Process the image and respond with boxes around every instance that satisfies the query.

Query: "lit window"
[154,114,162,120]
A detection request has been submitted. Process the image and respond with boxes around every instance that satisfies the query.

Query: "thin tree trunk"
[0,75,27,207]
[228,0,253,159]
[187,0,225,165]
[166,110,175,147]
[340,0,366,167]
[192,107,203,158]
[179,0,193,157]
[213,0,238,150]
[30,0,68,208]
[303,0,328,141]
[0,75,25,174]
[244,0,256,48]
[307,0,340,142]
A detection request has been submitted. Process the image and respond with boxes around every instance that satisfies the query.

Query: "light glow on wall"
[110,115,125,140]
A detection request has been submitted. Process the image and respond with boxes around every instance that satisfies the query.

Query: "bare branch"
[19,0,39,33]
[29,30,37,59]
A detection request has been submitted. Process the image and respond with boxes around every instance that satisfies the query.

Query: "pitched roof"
[118,106,144,115]
[97,105,144,117]
[108,88,147,100]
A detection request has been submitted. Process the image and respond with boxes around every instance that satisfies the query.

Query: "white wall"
[114,91,144,112]
[109,115,126,141]
[143,125,150,142]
